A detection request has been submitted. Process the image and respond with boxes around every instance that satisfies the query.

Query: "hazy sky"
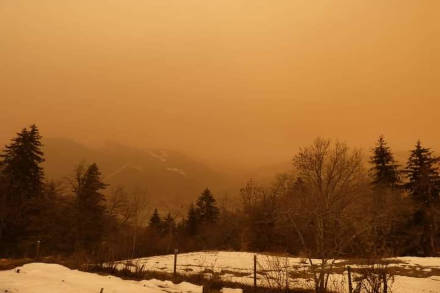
[1,0,439,168]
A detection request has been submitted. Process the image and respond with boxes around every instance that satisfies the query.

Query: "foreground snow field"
[118,251,440,293]
[0,263,202,293]
[2,253,439,293]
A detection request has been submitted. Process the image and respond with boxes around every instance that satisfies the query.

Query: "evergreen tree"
[405,141,440,204]
[73,163,107,251]
[162,213,176,235]
[0,168,7,251]
[186,203,198,235]
[370,135,400,188]
[1,124,44,201]
[404,141,440,255]
[149,208,161,231]
[195,188,219,224]
[0,125,45,255]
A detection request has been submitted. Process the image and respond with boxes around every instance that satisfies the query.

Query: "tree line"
[146,136,440,257]
[0,125,234,258]
[0,125,439,260]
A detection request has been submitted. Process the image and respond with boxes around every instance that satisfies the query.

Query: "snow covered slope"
[0,263,202,293]
[4,254,438,293]
[121,251,440,293]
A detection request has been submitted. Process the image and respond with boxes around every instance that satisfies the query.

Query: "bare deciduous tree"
[107,187,132,225]
[127,189,149,258]
[283,138,369,293]
[257,254,290,291]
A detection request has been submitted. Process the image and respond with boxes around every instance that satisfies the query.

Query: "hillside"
[0,263,202,293]
[42,138,239,209]
[117,251,440,293]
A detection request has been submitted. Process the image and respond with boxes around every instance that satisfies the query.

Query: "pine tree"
[0,125,45,255]
[195,188,219,224]
[1,124,44,201]
[404,141,440,204]
[404,141,440,255]
[370,135,400,188]
[73,163,107,251]
[162,213,176,235]
[149,208,161,231]
[368,137,404,256]
[0,167,7,251]
[186,203,198,235]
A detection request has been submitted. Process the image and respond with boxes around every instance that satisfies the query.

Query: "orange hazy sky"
[1,0,439,168]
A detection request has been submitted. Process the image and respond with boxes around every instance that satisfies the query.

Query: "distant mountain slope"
[34,138,421,209]
[42,138,238,208]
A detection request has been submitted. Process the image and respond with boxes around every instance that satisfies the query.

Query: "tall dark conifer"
[368,136,404,256]
[162,213,175,235]
[149,208,161,231]
[404,141,440,255]
[405,141,440,204]
[196,188,219,224]
[0,125,45,255]
[1,124,44,201]
[186,203,198,235]
[73,163,107,251]
[370,135,400,188]
[0,166,7,250]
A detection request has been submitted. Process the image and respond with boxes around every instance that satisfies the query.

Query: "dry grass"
[89,261,313,293]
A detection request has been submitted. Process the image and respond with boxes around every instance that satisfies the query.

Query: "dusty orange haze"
[1,0,439,170]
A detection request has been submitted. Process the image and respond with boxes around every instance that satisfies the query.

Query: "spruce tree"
[73,163,107,251]
[0,167,7,251]
[0,125,45,255]
[370,135,400,188]
[149,208,161,231]
[368,136,403,255]
[404,141,440,255]
[1,124,44,201]
[195,188,219,224]
[162,213,175,235]
[404,141,440,204]
[186,203,198,235]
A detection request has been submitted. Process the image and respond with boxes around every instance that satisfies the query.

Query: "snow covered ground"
[2,253,439,293]
[0,263,202,293]
[116,251,440,293]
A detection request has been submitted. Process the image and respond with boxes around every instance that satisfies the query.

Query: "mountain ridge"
[41,137,239,209]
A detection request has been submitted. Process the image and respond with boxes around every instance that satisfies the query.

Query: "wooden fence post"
[253,254,257,292]
[173,248,178,279]
[36,240,40,259]
[347,266,353,293]
[285,257,289,293]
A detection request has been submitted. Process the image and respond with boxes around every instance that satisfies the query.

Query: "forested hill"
[40,138,424,201]
[41,137,238,207]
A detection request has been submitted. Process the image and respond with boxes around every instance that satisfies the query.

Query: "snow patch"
[0,263,202,293]
[389,257,440,269]
[150,150,168,162]
[104,164,143,180]
[166,167,186,176]
[120,251,440,293]
[221,289,243,293]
